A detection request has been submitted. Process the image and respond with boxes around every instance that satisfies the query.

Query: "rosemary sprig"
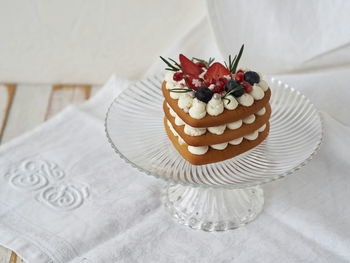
[170,88,193,93]
[192,57,215,68]
[224,54,237,73]
[224,44,245,74]
[168,58,181,69]
[231,44,244,73]
[160,56,181,72]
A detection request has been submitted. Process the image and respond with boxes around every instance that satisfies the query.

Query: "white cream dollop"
[227,120,243,130]
[167,120,179,137]
[256,107,266,116]
[188,145,209,155]
[208,124,226,135]
[223,95,238,110]
[258,80,269,92]
[250,84,265,100]
[211,142,228,150]
[170,90,181,99]
[167,103,177,117]
[174,115,185,126]
[244,130,259,140]
[237,93,254,107]
[243,114,256,124]
[258,124,267,132]
[229,137,243,145]
[189,98,206,119]
[178,93,193,109]
[184,124,206,136]
[166,80,175,91]
[206,97,224,116]
[165,72,175,83]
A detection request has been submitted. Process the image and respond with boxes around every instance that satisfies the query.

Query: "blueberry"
[225,80,244,97]
[244,71,260,85]
[225,80,240,92]
[195,87,213,103]
[232,88,244,97]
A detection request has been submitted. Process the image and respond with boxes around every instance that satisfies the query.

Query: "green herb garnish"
[169,88,193,93]
[225,44,245,74]
[192,57,215,68]
[160,56,181,72]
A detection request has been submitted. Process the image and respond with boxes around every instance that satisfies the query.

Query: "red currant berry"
[195,62,206,68]
[219,77,228,84]
[235,72,244,82]
[242,81,252,92]
[236,69,244,74]
[215,80,225,88]
[213,86,224,93]
[173,72,184,81]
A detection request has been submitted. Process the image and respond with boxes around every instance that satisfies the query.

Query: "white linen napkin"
[1,69,350,263]
[1,14,350,263]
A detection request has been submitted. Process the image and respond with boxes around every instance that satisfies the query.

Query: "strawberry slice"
[204,62,231,80]
[179,54,202,76]
[185,75,203,91]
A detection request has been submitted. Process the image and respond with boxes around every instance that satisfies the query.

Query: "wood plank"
[0,84,16,143]
[0,246,11,263]
[45,85,91,119]
[1,84,51,143]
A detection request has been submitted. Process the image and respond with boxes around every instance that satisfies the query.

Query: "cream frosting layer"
[167,103,266,136]
[166,119,267,155]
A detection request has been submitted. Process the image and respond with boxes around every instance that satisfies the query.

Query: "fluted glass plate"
[105,75,323,189]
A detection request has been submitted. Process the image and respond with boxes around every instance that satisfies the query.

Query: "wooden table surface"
[0,83,101,263]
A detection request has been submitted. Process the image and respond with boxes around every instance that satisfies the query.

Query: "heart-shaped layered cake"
[161,45,271,165]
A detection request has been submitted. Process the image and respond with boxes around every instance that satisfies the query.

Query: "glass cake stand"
[105,75,323,231]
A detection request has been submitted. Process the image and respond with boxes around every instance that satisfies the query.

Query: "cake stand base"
[162,183,264,231]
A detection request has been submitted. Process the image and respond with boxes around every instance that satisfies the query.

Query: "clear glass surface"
[105,76,323,189]
[105,75,323,231]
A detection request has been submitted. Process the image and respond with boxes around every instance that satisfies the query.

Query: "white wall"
[0,0,206,84]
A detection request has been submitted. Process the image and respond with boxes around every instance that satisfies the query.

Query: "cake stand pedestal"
[105,76,323,232]
[163,183,263,231]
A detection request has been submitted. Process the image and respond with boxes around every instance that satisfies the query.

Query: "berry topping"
[225,80,245,97]
[195,62,206,68]
[185,75,203,91]
[225,80,240,92]
[213,86,225,94]
[195,87,213,103]
[219,77,229,84]
[242,81,253,93]
[212,79,225,93]
[232,88,244,98]
[173,72,184,81]
[204,62,231,80]
[234,71,244,82]
[179,54,202,76]
[204,78,216,86]
[244,71,260,85]
[216,79,225,89]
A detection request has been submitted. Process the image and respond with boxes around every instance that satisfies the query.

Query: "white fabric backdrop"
[0,4,350,263]
[207,0,350,74]
[0,0,205,84]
